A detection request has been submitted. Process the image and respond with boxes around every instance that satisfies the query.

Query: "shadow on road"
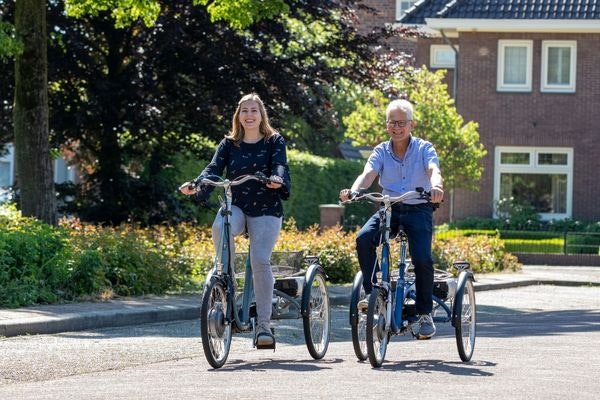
[374,359,496,376]
[477,306,600,338]
[214,357,344,372]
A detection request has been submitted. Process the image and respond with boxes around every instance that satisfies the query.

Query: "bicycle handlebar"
[342,187,432,206]
[179,172,270,193]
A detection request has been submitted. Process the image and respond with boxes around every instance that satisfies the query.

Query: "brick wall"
[452,32,600,222]
[354,0,417,54]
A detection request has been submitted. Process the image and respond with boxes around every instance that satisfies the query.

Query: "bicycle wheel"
[301,266,330,359]
[350,271,368,361]
[200,277,233,369]
[366,288,389,368]
[453,275,476,362]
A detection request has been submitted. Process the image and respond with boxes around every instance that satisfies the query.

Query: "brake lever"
[254,171,271,184]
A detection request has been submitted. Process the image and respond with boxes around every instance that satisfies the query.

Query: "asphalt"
[1,265,598,338]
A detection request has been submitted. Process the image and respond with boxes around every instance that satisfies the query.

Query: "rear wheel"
[302,267,330,359]
[454,276,476,361]
[366,288,389,368]
[350,271,368,361]
[200,278,232,369]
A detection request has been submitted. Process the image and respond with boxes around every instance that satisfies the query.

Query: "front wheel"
[350,271,368,361]
[301,266,330,359]
[453,274,476,362]
[200,277,233,369]
[366,288,389,368]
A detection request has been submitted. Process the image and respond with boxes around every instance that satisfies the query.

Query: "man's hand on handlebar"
[429,186,444,204]
[339,188,352,202]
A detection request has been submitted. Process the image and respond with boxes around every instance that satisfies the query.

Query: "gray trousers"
[212,205,282,326]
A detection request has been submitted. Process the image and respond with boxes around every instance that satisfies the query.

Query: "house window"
[396,0,417,20]
[497,40,532,92]
[54,157,75,184]
[541,41,576,93]
[430,45,457,69]
[0,143,75,188]
[0,144,15,187]
[494,146,573,220]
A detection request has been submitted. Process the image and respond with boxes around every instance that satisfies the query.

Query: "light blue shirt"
[367,136,439,204]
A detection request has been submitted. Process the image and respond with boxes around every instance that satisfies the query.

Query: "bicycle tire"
[301,266,331,359]
[350,271,368,361]
[453,273,476,362]
[366,287,389,368]
[200,277,233,369]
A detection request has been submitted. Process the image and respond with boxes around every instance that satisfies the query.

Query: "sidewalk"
[1,265,598,338]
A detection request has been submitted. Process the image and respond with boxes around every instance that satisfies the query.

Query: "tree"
[13,0,57,224]
[1,0,405,224]
[65,0,290,29]
[344,67,487,220]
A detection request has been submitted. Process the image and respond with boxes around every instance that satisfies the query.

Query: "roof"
[400,0,449,24]
[400,0,600,24]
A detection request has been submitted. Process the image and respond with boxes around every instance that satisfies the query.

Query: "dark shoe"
[417,313,436,339]
[255,322,275,349]
[357,293,371,313]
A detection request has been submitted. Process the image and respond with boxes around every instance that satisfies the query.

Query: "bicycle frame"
[201,175,263,332]
[349,190,450,335]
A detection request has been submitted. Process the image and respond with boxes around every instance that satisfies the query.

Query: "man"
[339,99,443,339]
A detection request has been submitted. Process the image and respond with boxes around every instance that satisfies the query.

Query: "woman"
[180,93,291,348]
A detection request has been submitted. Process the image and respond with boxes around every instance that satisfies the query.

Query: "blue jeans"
[356,204,434,315]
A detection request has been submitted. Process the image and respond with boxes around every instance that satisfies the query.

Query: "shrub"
[0,205,71,307]
[433,234,521,274]
[276,222,359,283]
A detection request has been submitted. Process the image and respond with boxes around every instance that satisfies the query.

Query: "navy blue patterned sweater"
[195,134,291,217]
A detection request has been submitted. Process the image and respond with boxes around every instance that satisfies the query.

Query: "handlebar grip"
[253,171,271,184]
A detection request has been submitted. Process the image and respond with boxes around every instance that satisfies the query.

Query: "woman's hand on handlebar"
[266,175,283,189]
[179,181,198,196]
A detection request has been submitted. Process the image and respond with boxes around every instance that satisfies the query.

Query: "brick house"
[361,0,600,223]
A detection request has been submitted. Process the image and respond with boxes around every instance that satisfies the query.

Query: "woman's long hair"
[226,93,278,145]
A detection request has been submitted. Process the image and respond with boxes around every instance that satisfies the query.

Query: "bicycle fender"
[452,270,474,328]
[301,263,326,317]
[349,271,363,326]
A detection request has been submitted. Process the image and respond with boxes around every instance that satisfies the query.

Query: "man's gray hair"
[386,99,414,120]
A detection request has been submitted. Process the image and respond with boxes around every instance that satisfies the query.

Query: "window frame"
[396,0,417,21]
[430,44,457,69]
[541,40,577,93]
[497,40,533,92]
[494,146,573,220]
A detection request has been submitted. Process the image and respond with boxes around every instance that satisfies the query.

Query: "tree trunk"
[14,0,56,225]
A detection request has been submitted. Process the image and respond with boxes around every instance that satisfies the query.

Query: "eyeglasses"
[386,120,412,128]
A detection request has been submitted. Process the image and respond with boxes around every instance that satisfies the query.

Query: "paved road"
[1,285,599,399]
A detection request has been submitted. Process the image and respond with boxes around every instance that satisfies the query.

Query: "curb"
[1,279,597,338]
[0,304,200,338]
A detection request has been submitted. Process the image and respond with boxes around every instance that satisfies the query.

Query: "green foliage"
[66,0,289,29]
[0,206,71,307]
[1,204,525,307]
[196,0,289,29]
[494,197,542,230]
[277,225,359,283]
[566,232,600,255]
[65,0,163,28]
[284,150,373,229]
[0,20,22,59]
[344,67,487,192]
[503,238,564,254]
[433,235,521,274]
